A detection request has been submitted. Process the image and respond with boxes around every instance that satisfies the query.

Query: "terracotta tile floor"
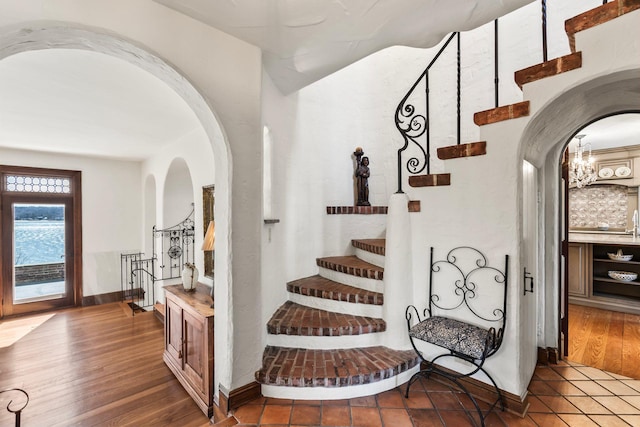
[231,360,640,426]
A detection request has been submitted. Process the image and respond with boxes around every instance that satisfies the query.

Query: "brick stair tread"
[255,345,419,387]
[565,0,640,52]
[514,52,582,89]
[351,239,386,256]
[316,256,384,280]
[267,301,386,336]
[437,141,487,160]
[473,101,530,126]
[287,275,383,305]
[408,173,451,188]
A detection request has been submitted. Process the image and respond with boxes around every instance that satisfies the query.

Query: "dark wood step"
[473,101,530,126]
[408,173,451,188]
[351,239,386,256]
[255,346,418,387]
[287,275,383,305]
[437,141,487,160]
[565,0,640,52]
[514,52,582,89]
[316,256,383,280]
[267,301,386,336]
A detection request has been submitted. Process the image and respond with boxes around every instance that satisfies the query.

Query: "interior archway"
[520,69,640,354]
[0,23,233,398]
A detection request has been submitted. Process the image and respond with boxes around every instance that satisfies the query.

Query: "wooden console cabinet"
[163,284,214,417]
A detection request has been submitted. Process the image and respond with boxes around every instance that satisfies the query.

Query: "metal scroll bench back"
[405,246,508,426]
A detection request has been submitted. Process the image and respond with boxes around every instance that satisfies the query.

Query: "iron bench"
[405,246,508,426]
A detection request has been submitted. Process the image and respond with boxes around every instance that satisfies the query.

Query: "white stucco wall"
[0,147,142,297]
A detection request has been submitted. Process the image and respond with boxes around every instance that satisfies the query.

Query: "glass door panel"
[13,203,66,303]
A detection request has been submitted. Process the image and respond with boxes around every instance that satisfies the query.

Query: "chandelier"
[569,134,597,188]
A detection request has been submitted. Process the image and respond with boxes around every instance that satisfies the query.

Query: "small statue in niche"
[354,147,371,206]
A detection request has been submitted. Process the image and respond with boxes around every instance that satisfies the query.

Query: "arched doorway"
[0,23,232,398]
[521,70,640,370]
[563,112,640,377]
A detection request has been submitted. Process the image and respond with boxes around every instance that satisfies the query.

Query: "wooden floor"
[0,303,211,427]
[568,303,640,379]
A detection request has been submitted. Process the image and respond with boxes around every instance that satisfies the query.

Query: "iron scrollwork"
[1,388,29,427]
[430,246,507,324]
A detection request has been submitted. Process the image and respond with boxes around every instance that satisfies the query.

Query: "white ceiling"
[0,49,200,161]
[154,0,532,94]
[0,2,637,162]
[568,114,640,152]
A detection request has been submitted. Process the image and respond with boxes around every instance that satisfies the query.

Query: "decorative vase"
[181,262,199,292]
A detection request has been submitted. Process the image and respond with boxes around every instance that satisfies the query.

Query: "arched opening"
[0,24,232,398]
[562,112,640,377]
[520,70,640,376]
[163,158,194,229]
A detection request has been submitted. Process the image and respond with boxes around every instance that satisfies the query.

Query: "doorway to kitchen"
[0,166,82,318]
[563,113,640,379]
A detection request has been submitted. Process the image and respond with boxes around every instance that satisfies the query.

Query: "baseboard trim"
[82,290,122,306]
[537,346,559,365]
[82,288,146,307]
[426,362,529,417]
[216,381,262,420]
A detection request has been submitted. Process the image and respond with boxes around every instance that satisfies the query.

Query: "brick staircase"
[254,0,639,405]
[255,238,419,400]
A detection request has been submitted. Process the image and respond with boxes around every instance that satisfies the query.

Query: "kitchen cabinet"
[591,244,640,306]
[568,242,590,298]
[568,234,640,314]
[163,284,214,418]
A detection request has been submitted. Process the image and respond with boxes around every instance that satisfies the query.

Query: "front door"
[0,166,82,317]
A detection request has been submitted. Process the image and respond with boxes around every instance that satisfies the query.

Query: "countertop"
[569,232,640,246]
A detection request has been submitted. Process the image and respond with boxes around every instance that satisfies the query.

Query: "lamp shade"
[202,221,215,251]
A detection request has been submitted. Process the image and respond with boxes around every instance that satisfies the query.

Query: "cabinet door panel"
[183,309,206,396]
[569,243,588,297]
[166,297,184,364]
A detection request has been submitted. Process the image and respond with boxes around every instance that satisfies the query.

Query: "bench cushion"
[409,316,493,359]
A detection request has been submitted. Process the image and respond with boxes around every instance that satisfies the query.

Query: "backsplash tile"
[569,185,628,228]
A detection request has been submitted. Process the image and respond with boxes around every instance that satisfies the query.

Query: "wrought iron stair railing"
[394,0,604,193]
[120,206,195,315]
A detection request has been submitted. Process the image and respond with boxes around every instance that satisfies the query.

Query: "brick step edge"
[437,141,486,160]
[266,301,386,336]
[514,52,582,89]
[255,346,419,387]
[473,101,530,126]
[351,239,386,256]
[287,275,383,305]
[565,0,640,52]
[408,173,451,188]
[316,256,383,280]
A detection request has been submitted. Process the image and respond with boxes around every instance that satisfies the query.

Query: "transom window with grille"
[4,174,71,194]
